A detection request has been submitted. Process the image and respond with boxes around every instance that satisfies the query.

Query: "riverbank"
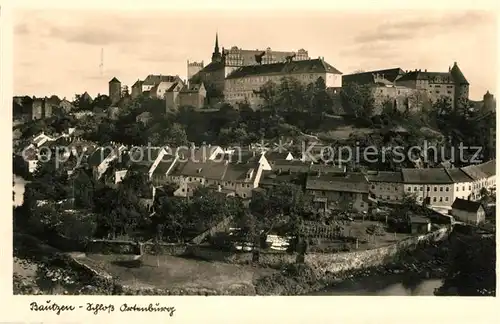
[14,229,451,296]
[254,240,450,296]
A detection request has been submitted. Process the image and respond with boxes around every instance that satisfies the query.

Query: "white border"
[1,0,499,323]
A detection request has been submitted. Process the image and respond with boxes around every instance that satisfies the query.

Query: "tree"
[340,83,375,121]
[92,94,112,110]
[437,233,495,296]
[73,93,93,111]
[249,183,311,235]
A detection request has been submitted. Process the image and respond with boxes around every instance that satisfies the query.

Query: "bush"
[366,224,385,236]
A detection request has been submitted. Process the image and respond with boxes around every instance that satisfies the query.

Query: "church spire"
[211,31,222,63]
[214,32,220,54]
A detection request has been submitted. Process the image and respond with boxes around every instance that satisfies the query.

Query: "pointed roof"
[451,198,483,213]
[450,62,469,85]
[109,77,121,84]
[226,58,342,79]
[132,79,143,87]
[214,32,220,53]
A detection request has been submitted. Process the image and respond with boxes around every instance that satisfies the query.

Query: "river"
[13,174,27,207]
[308,273,443,296]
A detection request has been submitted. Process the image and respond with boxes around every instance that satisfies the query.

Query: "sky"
[12,9,497,100]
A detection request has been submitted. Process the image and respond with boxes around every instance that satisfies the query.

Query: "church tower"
[211,32,222,63]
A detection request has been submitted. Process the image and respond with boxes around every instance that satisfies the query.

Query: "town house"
[401,168,454,207]
[366,171,405,203]
[444,168,475,201]
[305,172,370,212]
[168,158,264,199]
[461,160,496,200]
[450,198,486,225]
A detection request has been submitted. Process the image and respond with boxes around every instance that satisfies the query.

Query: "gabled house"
[88,145,127,180]
[305,172,371,212]
[165,82,185,111]
[177,83,207,109]
[366,171,404,203]
[401,168,454,207]
[461,160,496,200]
[264,151,295,162]
[168,158,264,199]
[451,198,486,225]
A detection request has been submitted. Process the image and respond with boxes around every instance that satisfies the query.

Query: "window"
[463,186,465,191]
[188,177,192,181]
[182,188,185,192]
[434,187,437,192]
[445,187,449,192]
[414,186,418,191]
[440,187,443,192]
[420,187,423,191]
[445,197,449,201]
[242,193,246,198]
[408,187,412,192]
[360,202,364,208]
[469,186,471,190]
[433,197,437,202]
[427,187,430,191]
[418,197,422,201]
[371,185,375,189]
[456,187,459,191]
[439,197,443,202]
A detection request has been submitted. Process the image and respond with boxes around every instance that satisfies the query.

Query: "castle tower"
[109,77,122,104]
[483,90,496,112]
[211,32,222,63]
[187,60,204,84]
[450,62,469,105]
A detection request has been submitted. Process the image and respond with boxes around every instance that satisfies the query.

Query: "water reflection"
[309,274,443,296]
[13,175,27,207]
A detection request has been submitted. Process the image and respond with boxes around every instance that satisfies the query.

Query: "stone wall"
[84,227,450,274]
[259,251,299,268]
[187,245,253,263]
[304,226,449,275]
[190,216,234,245]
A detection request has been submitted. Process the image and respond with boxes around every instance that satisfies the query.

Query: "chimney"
[424,69,427,72]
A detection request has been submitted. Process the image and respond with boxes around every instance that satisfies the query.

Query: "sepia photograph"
[11,6,496,300]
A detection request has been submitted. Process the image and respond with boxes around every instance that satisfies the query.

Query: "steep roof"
[397,71,453,83]
[226,59,342,80]
[477,159,496,177]
[271,160,311,173]
[109,77,120,84]
[180,83,205,93]
[445,168,474,183]
[451,198,483,213]
[461,164,488,181]
[222,47,303,66]
[366,171,403,183]
[401,168,453,184]
[132,80,143,87]
[450,62,469,85]
[310,164,346,174]
[306,172,369,193]
[142,75,179,86]
[152,159,175,176]
[342,68,404,85]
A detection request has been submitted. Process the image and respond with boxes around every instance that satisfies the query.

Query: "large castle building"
[188,33,311,97]
[342,62,470,112]
[224,58,343,109]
